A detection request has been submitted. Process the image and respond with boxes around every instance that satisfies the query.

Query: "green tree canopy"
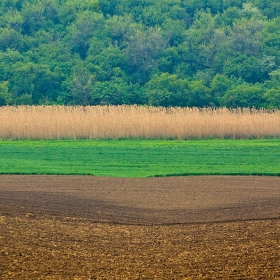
[0,0,279,108]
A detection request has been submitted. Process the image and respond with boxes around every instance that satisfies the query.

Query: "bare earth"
[1,175,280,279]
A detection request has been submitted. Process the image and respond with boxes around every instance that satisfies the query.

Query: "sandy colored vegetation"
[1,105,280,139]
[1,175,280,279]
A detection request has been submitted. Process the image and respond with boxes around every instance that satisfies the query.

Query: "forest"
[0,0,280,108]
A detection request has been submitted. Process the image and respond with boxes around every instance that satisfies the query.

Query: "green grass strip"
[0,139,279,178]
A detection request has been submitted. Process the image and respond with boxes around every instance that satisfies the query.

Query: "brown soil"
[1,175,280,279]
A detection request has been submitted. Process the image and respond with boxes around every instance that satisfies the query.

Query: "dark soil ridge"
[1,175,280,225]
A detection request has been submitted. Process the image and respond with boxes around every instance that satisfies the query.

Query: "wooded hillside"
[0,0,279,108]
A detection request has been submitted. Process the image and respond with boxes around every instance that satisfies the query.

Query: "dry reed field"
[0,105,280,139]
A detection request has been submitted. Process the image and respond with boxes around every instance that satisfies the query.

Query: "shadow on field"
[1,175,280,224]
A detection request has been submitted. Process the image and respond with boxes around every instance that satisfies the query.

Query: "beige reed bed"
[0,105,280,139]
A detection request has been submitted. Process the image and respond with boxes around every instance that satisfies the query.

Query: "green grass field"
[0,139,279,177]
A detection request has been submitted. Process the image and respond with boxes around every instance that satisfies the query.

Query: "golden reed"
[0,105,279,139]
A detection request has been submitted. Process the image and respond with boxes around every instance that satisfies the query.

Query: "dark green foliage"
[91,77,142,105]
[0,81,11,106]
[145,73,190,107]
[0,0,279,108]
[223,84,264,108]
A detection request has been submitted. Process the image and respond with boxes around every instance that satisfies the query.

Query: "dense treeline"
[0,0,280,108]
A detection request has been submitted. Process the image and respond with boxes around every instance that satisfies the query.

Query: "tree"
[140,5,167,26]
[41,0,59,24]
[10,62,59,104]
[0,49,26,81]
[21,1,45,35]
[65,63,95,105]
[91,77,140,105]
[145,73,191,107]
[98,0,119,16]
[223,54,275,83]
[263,69,280,93]
[124,26,169,82]
[0,0,23,12]
[105,14,134,45]
[210,74,232,106]
[0,0,279,108]
[215,7,241,26]
[268,69,280,85]
[0,8,24,32]
[261,17,280,66]
[0,81,12,106]
[240,2,263,20]
[86,44,126,81]
[59,0,100,24]
[0,28,23,51]
[161,19,186,46]
[70,11,104,59]
[227,17,263,56]
[182,10,217,71]
[189,80,211,107]
[259,0,280,19]
[223,83,264,108]
[263,89,280,109]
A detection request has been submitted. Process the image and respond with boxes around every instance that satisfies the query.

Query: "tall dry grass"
[0,105,280,139]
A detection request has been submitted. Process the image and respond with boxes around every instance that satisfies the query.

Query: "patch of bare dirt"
[1,175,280,279]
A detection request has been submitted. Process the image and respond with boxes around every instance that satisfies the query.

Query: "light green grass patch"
[0,139,279,177]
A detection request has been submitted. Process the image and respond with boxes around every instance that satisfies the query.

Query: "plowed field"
[1,175,280,279]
